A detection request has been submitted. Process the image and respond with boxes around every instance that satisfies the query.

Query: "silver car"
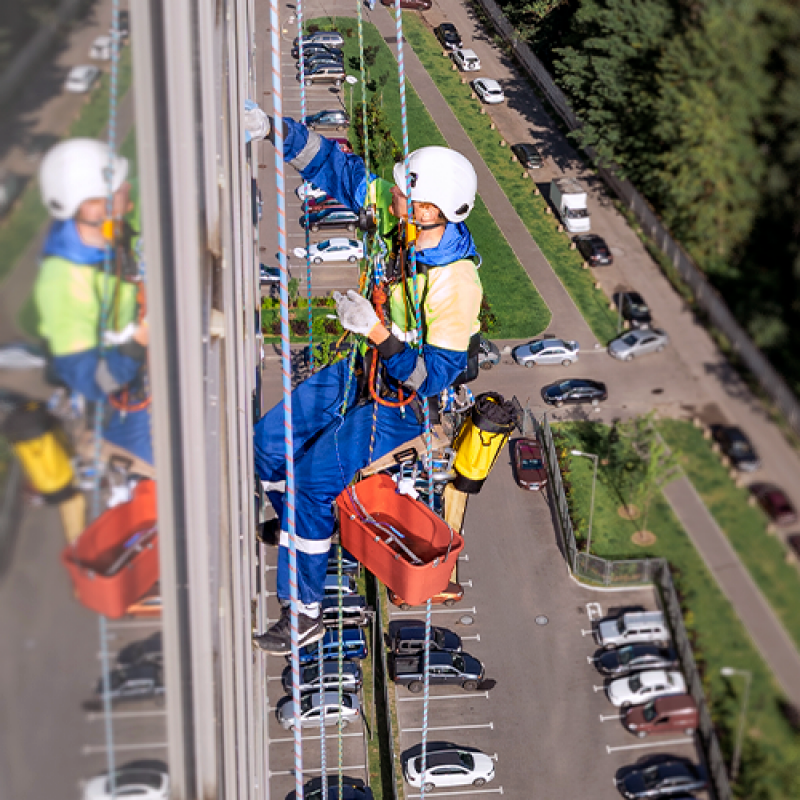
[512,338,579,367]
[608,328,669,361]
[281,660,363,694]
[276,690,361,730]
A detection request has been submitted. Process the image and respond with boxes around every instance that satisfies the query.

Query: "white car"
[89,35,113,60]
[84,767,169,799]
[295,182,329,202]
[512,338,580,367]
[451,48,481,72]
[64,65,101,93]
[294,238,364,264]
[472,78,505,104]
[608,328,670,361]
[404,745,495,790]
[276,690,361,729]
[606,670,687,707]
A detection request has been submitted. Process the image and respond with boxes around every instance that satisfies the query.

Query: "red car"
[330,137,353,154]
[388,582,464,610]
[750,484,798,526]
[511,437,548,491]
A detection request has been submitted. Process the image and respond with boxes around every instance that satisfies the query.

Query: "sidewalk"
[663,476,800,706]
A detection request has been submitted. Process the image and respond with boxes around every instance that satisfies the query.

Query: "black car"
[595,644,678,677]
[306,109,350,131]
[116,632,163,668]
[320,595,374,628]
[392,625,462,656]
[281,659,363,694]
[434,23,462,50]
[301,63,346,87]
[541,378,607,407]
[289,776,374,800]
[327,546,359,575]
[575,233,613,266]
[616,758,706,799]
[616,291,653,327]
[93,662,164,706]
[260,264,281,285]
[298,54,345,73]
[291,43,344,60]
[511,142,544,170]
[301,207,358,232]
[711,424,761,472]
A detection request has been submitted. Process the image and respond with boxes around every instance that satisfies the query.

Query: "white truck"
[549,177,591,233]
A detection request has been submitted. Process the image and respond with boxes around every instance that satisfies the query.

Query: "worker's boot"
[253,604,324,654]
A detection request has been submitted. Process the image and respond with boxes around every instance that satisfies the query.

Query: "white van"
[452,49,481,72]
[595,611,670,649]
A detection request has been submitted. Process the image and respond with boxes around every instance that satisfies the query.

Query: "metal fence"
[474,0,800,437]
[536,412,732,800]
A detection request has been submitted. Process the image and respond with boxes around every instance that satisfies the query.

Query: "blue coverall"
[254,118,481,606]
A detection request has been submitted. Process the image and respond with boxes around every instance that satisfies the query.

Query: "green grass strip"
[555,421,800,800]
[658,419,800,652]
[399,14,619,343]
[319,17,550,339]
[0,45,133,284]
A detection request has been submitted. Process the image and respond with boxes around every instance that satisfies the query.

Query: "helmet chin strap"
[415,221,446,231]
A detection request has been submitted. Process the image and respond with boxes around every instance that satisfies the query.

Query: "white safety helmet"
[39,138,129,221]
[393,146,477,223]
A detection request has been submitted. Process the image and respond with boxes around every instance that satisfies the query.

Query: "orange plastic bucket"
[336,474,463,606]
[61,480,159,618]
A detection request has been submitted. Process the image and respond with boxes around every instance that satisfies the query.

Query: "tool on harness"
[452,392,518,494]
[358,205,377,233]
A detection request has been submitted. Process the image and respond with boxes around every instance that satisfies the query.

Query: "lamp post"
[344,74,358,120]
[721,667,752,784]
[571,450,598,555]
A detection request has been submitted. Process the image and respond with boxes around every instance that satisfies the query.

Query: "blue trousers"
[103,406,153,465]
[254,358,423,605]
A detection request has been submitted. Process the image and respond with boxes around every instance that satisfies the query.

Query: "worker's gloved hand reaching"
[333,290,380,337]
[244,99,270,143]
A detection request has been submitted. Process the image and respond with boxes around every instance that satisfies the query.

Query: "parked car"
[608,328,670,361]
[595,644,678,678]
[301,63,346,87]
[294,238,364,264]
[293,31,345,48]
[615,757,706,799]
[328,546,359,574]
[452,48,481,72]
[306,109,350,131]
[125,585,162,618]
[301,207,359,232]
[292,43,344,60]
[381,0,432,8]
[607,670,687,707]
[296,182,328,202]
[472,78,505,104]
[596,611,670,650]
[93,662,164,705]
[388,581,464,610]
[404,745,495,790]
[89,35,113,60]
[541,378,607,407]
[276,689,361,730]
[290,776,374,800]
[117,632,163,668]
[435,23,462,50]
[110,9,130,39]
[302,195,341,213]
[260,264,281,285]
[574,233,613,266]
[281,659,363,694]
[513,337,579,367]
[299,56,345,76]
[298,628,368,664]
[615,291,653,328]
[330,137,354,153]
[749,484,797,525]
[392,650,484,692]
[623,694,699,738]
[320,595,374,628]
[511,437,548,491]
[323,573,358,597]
[711,424,761,472]
[511,142,544,170]
[477,334,500,369]
[392,625,462,656]
[83,767,168,800]
[64,65,101,93]
[0,170,21,219]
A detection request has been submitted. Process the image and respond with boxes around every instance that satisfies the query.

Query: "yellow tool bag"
[452,392,517,493]
[3,401,75,502]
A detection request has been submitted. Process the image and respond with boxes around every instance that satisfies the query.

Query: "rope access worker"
[252,113,483,653]
[33,138,153,470]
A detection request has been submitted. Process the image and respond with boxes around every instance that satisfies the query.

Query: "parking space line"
[106,620,163,630]
[402,722,493,733]
[461,579,473,588]
[581,629,595,637]
[606,737,693,754]
[82,742,168,755]
[461,634,481,642]
[599,713,621,722]
[86,710,166,722]
[270,765,366,777]
[398,691,489,703]
[593,685,606,693]
[458,554,469,562]
[407,789,504,797]
[390,607,477,618]
[270,731,363,744]
[586,655,596,664]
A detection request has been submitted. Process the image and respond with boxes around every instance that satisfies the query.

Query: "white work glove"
[395,476,419,500]
[244,99,270,143]
[102,322,139,346]
[333,290,380,337]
